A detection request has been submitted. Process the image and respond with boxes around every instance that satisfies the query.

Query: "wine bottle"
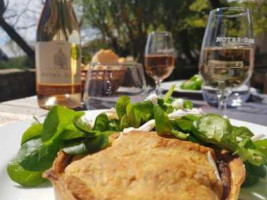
[36,0,81,109]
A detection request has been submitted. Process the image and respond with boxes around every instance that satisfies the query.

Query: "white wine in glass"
[201,46,254,89]
[199,7,254,113]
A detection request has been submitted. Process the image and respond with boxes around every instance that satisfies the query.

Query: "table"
[0,94,267,127]
[0,96,47,127]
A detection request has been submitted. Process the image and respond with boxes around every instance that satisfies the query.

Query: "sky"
[0,0,42,43]
[0,0,98,57]
[0,0,43,56]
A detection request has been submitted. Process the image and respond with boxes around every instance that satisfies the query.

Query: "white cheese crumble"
[105,107,119,120]
[122,108,203,133]
[236,136,243,142]
[171,98,184,110]
[252,134,265,141]
[145,93,158,104]
[123,120,156,133]
[123,127,136,133]
[168,108,203,120]
[80,116,93,129]
[138,119,155,132]
[207,151,221,181]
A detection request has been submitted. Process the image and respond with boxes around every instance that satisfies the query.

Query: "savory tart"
[44,131,245,200]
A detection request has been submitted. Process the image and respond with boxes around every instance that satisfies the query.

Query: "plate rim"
[161,80,202,94]
[0,109,266,200]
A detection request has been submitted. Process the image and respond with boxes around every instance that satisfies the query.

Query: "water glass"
[83,63,147,109]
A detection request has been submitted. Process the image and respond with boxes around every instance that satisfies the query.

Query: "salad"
[180,74,203,90]
[7,85,267,188]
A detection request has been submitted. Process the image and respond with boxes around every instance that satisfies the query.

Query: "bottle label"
[36,41,81,85]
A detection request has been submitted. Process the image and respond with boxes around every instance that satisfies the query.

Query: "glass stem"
[216,89,231,115]
[155,79,161,95]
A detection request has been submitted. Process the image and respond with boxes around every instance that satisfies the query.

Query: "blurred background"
[0,0,267,102]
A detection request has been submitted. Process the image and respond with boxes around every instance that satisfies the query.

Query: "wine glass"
[199,7,254,113]
[144,31,175,95]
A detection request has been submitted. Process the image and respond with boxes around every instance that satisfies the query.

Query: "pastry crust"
[44,131,245,200]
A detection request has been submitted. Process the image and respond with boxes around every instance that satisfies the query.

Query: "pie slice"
[44,131,245,200]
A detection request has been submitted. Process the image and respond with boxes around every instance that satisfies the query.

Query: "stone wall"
[0,69,36,102]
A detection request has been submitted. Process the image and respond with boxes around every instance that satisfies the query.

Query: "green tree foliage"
[80,0,267,65]
[81,0,216,64]
[229,0,267,36]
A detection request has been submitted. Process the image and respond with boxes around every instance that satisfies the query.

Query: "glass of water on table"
[83,63,147,109]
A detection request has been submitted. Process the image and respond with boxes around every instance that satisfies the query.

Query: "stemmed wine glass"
[199,7,254,113]
[144,31,175,95]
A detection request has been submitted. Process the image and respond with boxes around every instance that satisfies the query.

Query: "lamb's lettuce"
[93,113,109,131]
[171,119,193,132]
[60,123,85,140]
[21,123,42,145]
[116,95,154,128]
[180,74,202,90]
[41,106,84,142]
[243,163,267,187]
[154,105,171,134]
[116,95,130,120]
[17,138,59,171]
[236,139,266,166]
[183,100,193,109]
[8,105,110,186]
[7,158,47,187]
[192,114,232,145]
[171,129,189,140]
[254,139,267,155]
[164,84,175,103]
[7,86,267,188]
[192,114,267,166]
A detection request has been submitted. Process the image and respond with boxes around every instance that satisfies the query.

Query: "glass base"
[202,85,250,108]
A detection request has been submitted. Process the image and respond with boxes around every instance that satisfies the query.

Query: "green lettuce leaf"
[17,138,59,171]
[254,139,267,155]
[93,113,109,131]
[163,84,175,103]
[236,138,266,166]
[7,158,47,187]
[180,75,202,90]
[41,106,84,142]
[154,105,171,134]
[21,123,42,145]
[192,114,232,144]
[116,96,130,120]
[183,100,193,109]
[171,129,189,140]
[171,119,193,132]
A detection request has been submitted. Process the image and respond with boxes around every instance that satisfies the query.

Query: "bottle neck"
[44,0,73,9]
[44,0,73,23]
[37,0,79,42]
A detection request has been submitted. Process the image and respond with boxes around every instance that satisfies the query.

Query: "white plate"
[161,80,202,94]
[161,80,250,94]
[0,110,266,200]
